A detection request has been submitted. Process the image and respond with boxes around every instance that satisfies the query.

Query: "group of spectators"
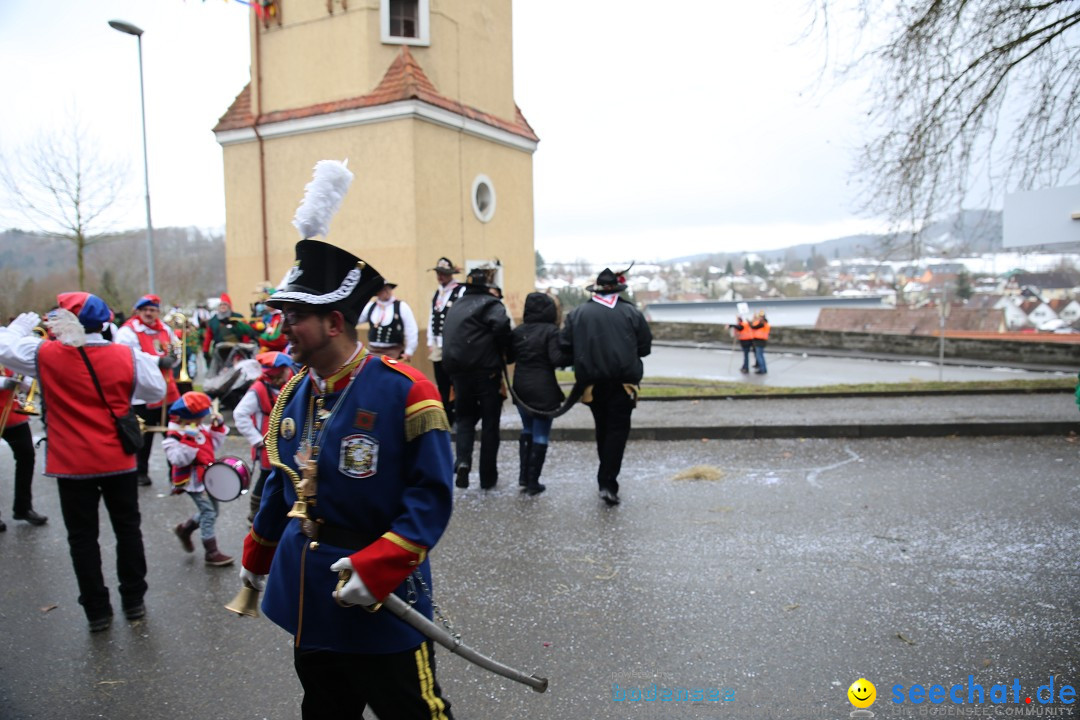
[431,261,652,506]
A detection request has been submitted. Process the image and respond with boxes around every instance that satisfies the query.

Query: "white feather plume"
[45,308,87,347]
[292,159,354,239]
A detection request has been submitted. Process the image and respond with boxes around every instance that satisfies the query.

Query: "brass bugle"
[165,311,193,385]
[17,327,47,416]
[17,377,40,416]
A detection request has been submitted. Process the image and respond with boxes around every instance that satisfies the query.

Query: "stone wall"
[650,322,1080,366]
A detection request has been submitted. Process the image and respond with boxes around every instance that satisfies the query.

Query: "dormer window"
[382,0,430,46]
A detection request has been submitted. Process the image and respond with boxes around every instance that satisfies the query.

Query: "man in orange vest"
[0,293,166,631]
[729,314,756,374]
[115,294,181,486]
[750,309,770,374]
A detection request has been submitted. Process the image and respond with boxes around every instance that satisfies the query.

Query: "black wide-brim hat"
[267,239,384,320]
[466,267,499,290]
[585,267,627,294]
[430,257,461,274]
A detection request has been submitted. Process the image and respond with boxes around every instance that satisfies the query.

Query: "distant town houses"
[537,252,1080,334]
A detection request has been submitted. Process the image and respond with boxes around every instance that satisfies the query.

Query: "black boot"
[13,508,47,526]
[454,462,471,489]
[525,443,548,496]
[454,424,475,489]
[517,435,532,490]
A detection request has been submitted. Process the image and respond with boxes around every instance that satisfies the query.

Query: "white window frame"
[381,0,430,47]
[471,174,496,223]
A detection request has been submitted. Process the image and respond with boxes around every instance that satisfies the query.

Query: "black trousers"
[2,422,36,514]
[451,371,503,488]
[431,360,454,426]
[56,472,148,620]
[587,381,636,494]
[294,641,453,720]
[132,404,166,476]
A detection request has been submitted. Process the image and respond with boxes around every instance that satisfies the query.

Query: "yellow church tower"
[213,0,538,349]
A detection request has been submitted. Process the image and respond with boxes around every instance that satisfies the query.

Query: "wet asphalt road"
[1,428,1077,720]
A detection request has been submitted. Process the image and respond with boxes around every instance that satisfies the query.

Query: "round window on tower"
[471,175,496,223]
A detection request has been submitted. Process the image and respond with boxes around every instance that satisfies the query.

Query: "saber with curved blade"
[379,592,548,692]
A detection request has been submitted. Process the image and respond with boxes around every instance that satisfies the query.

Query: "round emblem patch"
[281,417,296,440]
[339,434,378,478]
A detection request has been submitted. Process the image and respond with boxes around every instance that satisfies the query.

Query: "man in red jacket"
[115,294,180,486]
[0,293,166,631]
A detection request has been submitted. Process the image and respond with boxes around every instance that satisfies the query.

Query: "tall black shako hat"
[586,263,633,294]
[268,160,384,324]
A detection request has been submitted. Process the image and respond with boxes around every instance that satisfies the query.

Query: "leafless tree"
[1,118,130,290]
[805,0,1080,244]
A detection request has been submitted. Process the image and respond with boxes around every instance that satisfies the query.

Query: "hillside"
[0,227,226,320]
[669,209,1008,266]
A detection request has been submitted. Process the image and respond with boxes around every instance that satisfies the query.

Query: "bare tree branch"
[0,114,131,290]
[804,0,1080,254]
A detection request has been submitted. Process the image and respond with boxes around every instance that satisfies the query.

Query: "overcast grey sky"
[0,0,891,265]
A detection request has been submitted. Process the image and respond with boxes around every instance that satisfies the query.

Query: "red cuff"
[242,529,278,575]
[350,533,428,601]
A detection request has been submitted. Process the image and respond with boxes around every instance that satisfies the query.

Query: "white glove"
[330,557,376,607]
[240,566,266,592]
[9,312,40,337]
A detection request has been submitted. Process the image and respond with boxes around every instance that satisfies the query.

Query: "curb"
[637,386,1073,402]
[650,340,1080,374]
[498,422,1080,442]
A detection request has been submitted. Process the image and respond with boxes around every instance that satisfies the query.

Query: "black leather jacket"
[440,287,511,376]
[559,296,652,384]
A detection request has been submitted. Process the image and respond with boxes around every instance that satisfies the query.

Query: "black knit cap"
[267,239,384,323]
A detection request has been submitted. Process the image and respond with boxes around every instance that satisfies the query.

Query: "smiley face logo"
[848,678,876,708]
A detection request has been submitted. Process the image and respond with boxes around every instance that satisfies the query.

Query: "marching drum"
[203,456,251,502]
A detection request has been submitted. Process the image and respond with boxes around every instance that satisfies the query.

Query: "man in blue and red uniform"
[238,239,456,719]
[0,293,166,631]
[115,294,180,486]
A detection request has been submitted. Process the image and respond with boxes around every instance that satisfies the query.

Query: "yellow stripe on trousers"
[414,642,449,720]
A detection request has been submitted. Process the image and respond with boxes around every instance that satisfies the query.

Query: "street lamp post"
[108,19,156,294]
